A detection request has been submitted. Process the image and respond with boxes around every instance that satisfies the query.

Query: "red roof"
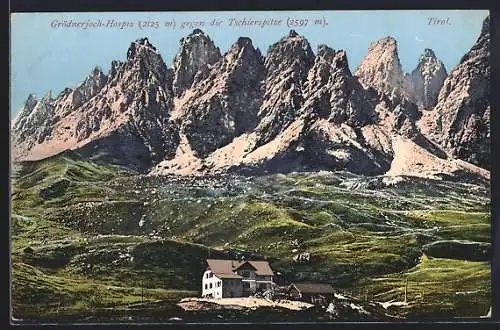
[206,259,274,278]
[245,260,274,276]
[206,259,242,279]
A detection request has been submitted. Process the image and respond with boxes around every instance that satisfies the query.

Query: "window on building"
[210,283,213,289]
[218,281,221,287]
[205,284,207,289]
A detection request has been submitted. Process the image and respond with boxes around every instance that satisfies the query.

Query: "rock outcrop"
[302,45,377,126]
[172,37,265,158]
[12,91,55,148]
[404,49,447,109]
[422,15,490,169]
[354,37,404,97]
[172,29,222,97]
[255,30,315,146]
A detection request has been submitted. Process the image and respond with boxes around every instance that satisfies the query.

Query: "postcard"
[10,9,491,323]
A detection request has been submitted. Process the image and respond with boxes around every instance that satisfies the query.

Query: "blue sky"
[10,10,488,116]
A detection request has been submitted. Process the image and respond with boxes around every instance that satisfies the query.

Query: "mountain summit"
[172,29,221,97]
[404,48,447,109]
[354,36,404,97]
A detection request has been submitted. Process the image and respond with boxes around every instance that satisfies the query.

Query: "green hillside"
[10,152,491,321]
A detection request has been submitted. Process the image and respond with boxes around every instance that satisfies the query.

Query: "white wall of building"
[201,267,276,298]
[201,270,223,299]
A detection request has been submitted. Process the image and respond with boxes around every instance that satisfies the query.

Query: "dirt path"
[178,297,313,311]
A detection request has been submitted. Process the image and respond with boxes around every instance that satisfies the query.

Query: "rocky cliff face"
[404,49,447,109]
[172,29,221,97]
[255,30,315,146]
[11,24,490,180]
[12,38,179,171]
[423,15,490,169]
[173,37,265,158]
[12,91,55,149]
[354,37,404,97]
[302,45,377,126]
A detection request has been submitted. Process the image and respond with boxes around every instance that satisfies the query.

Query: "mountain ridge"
[11,17,490,181]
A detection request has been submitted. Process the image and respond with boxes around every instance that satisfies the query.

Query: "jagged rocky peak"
[109,59,125,79]
[224,36,265,86]
[235,36,253,48]
[225,36,262,61]
[124,37,171,83]
[355,36,404,96]
[305,45,350,96]
[482,14,490,31]
[11,89,56,147]
[68,66,108,108]
[33,89,55,117]
[304,44,336,90]
[173,35,265,158]
[11,24,491,179]
[172,29,221,97]
[87,66,107,84]
[12,35,179,169]
[86,66,107,87]
[265,29,315,80]
[254,30,315,146]
[191,36,264,88]
[303,44,376,126]
[427,15,490,169]
[460,15,489,64]
[41,89,53,101]
[28,90,54,115]
[20,93,39,114]
[331,49,350,71]
[404,48,447,109]
[24,93,38,105]
[14,66,108,136]
[317,44,335,59]
[11,94,39,131]
[46,66,108,118]
[127,37,157,59]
